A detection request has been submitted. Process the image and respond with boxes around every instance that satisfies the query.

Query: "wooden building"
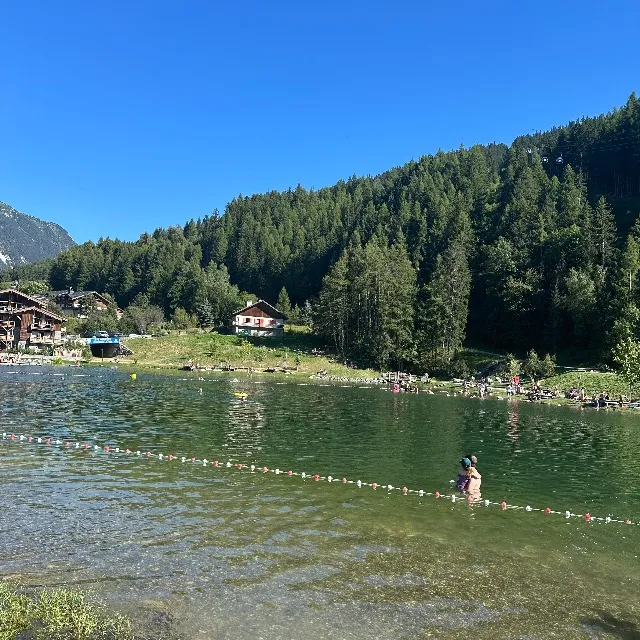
[231,300,285,337]
[0,289,65,351]
[49,289,123,319]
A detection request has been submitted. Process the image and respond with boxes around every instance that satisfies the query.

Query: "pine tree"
[277,287,292,319]
[314,251,350,356]
[417,233,471,369]
[591,196,618,270]
[196,298,215,328]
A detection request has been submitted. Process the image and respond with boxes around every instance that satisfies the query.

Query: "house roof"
[18,306,66,322]
[50,290,110,304]
[233,299,285,319]
[0,288,50,308]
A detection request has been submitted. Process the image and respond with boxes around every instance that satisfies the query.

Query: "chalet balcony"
[30,323,54,331]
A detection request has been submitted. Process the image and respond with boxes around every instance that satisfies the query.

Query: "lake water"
[1,367,639,639]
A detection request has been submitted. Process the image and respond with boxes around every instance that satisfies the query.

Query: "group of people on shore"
[566,388,628,408]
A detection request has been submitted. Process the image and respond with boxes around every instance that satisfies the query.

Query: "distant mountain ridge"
[0,200,75,267]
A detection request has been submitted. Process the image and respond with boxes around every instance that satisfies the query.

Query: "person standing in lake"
[456,457,472,491]
[457,454,481,495]
[466,454,482,498]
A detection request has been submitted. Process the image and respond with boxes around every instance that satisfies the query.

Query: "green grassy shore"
[103,328,381,380]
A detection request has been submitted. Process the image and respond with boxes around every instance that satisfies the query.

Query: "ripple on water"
[1,367,640,638]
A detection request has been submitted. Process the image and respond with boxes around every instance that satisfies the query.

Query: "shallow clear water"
[1,367,640,639]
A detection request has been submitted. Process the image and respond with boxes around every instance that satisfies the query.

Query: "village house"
[49,289,124,319]
[231,300,285,337]
[0,289,65,351]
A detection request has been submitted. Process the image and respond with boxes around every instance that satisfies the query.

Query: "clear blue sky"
[0,0,637,243]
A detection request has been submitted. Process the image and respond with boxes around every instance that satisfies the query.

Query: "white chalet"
[231,300,285,337]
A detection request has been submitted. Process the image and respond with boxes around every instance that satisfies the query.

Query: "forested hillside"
[29,93,640,370]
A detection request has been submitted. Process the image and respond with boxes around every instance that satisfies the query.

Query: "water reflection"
[1,367,640,638]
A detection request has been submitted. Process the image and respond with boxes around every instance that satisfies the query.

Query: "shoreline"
[86,361,640,413]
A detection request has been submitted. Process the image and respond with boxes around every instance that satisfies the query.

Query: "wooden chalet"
[231,300,285,337]
[0,289,66,351]
[49,289,123,319]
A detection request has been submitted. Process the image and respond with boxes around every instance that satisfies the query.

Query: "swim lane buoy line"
[0,431,635,529]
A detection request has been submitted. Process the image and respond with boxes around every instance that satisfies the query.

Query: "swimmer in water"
[456,457,473,492]
[465,454,482,497]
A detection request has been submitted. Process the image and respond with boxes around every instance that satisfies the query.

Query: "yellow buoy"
[233,392,247,399]
[130,373,137,380]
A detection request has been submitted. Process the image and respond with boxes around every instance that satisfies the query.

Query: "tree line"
[3,93,640,371]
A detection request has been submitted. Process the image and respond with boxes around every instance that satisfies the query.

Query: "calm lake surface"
[1,367,640,639]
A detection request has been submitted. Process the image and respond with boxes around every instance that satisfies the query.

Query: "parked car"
[93,331,110,339]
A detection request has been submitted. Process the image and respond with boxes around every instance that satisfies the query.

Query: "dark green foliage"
[277,287,292,319]
[171,307,198,330]
[120,295,165,335]
[313,235,416,368]
[0,258,54,283]
[28,92,640,368]
[77,308,120,337]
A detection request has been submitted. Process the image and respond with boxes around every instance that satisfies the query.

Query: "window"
[245,317,250,323]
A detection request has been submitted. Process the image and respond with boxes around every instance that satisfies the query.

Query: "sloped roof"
[0,288,49,308]
[50,290,110,304]
[18,306,66,321]
[233,299,285,319]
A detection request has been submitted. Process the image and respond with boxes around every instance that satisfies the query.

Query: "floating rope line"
[1,431,635,528]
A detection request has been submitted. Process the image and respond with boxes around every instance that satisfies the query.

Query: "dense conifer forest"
[5,93,640,370]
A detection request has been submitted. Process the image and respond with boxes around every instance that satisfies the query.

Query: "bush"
[522,349,556,380]
[522,349,541,379]
[0,583,132,640]
[539,353,556,379]
[504,353,520,378]
[253,347,267,362]
[449,356,469,379]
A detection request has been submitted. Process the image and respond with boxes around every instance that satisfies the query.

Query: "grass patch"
[113,331,380,378]
[0,583,132,640]
[541,371,632,399]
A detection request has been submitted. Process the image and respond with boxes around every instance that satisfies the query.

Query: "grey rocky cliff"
[0,200,75,267]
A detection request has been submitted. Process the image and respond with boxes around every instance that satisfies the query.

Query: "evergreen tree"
[591,196,618,271]
[277,287,292,319]
[417,232,471,369]
[314,251,350,355]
